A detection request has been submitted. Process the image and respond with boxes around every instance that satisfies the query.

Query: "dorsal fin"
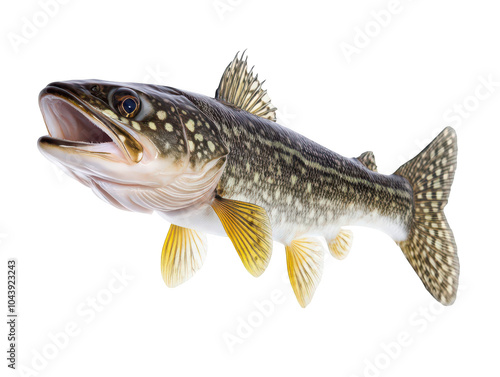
[356,151,378,172]
[215,51,277,121]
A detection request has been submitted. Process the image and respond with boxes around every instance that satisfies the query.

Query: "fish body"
[172,90,413,244]
[38,53,459,307]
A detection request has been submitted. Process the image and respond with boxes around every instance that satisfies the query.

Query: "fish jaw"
[39,85,143,162]
[37,80,230,216]
[37,84,182,187]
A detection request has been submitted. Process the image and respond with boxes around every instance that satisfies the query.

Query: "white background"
[1,0,499,376]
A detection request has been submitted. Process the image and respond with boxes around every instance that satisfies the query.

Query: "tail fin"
[394,127,459,305]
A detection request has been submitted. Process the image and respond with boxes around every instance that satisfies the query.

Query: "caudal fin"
[394,127,459,305]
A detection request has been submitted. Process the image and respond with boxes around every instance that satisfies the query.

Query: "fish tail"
[394,127,459,305]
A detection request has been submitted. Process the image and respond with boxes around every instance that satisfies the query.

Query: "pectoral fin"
[286,238,325,308]
[211,196,272,277]
[161,225,207,287]
[328,229,353,260]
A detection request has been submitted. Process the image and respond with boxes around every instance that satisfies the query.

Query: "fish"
[38,52,459,307]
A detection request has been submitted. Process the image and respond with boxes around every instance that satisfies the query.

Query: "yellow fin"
[286,238,325,308]
[328,229,353,260]
[215,51,277,121]
[161,225,207,287]
[211,196,272,277]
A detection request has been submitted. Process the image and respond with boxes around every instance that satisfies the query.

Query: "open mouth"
[38,86,143,162]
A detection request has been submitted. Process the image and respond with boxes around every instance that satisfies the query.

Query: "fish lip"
[38,85,143,163]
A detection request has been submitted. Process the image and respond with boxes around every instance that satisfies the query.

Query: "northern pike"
[38,52,459,307]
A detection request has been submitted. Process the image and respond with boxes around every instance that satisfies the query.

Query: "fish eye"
[113,88,141,118]
[122,98,137,114]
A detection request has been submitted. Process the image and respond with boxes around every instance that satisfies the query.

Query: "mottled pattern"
[183,91,414,239]
[395,127,459,305]
[44,80,414,241]
[45,81,228,168]
[39,70,459,307]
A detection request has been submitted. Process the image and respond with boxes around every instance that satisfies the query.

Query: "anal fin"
[211,196,273,277]
[286,238,325,308]
[161,225,207,287]
[328,229,353,260]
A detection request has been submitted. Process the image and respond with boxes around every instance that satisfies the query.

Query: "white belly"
[157,204,408,246]
[92,177,408,245]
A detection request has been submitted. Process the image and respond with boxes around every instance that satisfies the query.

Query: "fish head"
[38,80,228,211]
